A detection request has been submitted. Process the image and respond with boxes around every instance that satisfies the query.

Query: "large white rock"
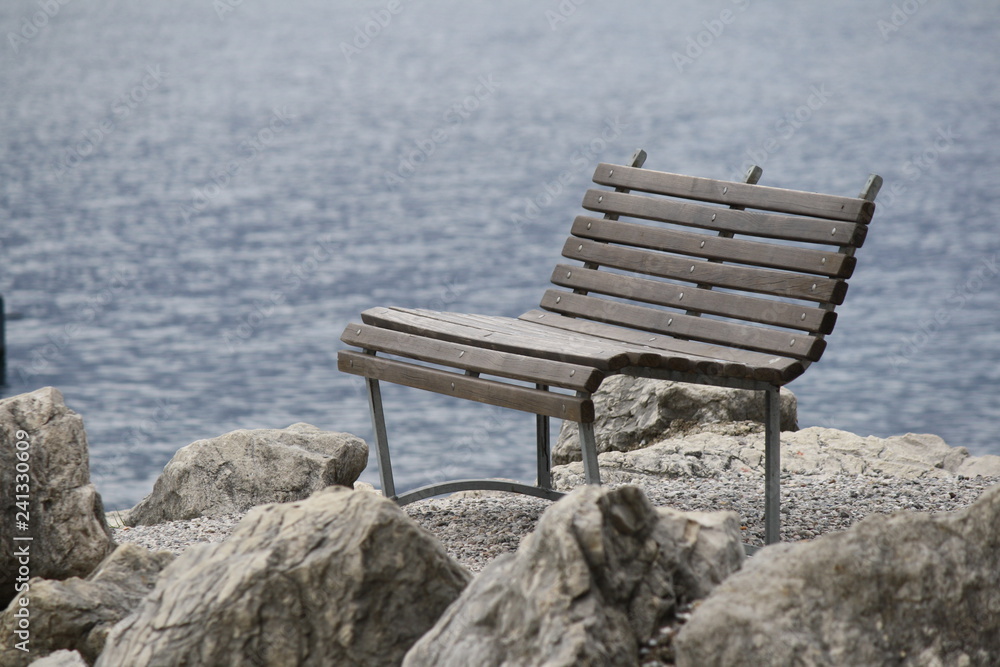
[552,426,1000,489]
[554,376,797,465]
[126,423,368,526]
[674,483,1000,666]
[403,485,743,667]
[98,486,471,667]
[0,388,115,608]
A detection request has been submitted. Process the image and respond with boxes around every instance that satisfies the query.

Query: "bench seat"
[337,149,881,545]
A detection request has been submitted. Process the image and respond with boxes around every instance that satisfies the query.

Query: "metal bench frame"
[339,150,881,544]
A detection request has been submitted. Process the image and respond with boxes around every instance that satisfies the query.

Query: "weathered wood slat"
[581,190,867,247]
[549,265,837,334]
[592,163,875,223]
[338,351,594,422]
[539,291,825,362]
[396,309,665,369]
[571,216,854,278]
[359,307,634,370]
[562,239,848,304]
[341,323,604,392]
[519,310,806,385]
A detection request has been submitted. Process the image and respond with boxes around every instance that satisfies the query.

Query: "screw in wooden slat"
[578,244,583,251]
[831,227,837,235]
[821,257,827,265]
[689,266,695,273]
[569,370,576,376]
[679,292,684,300]
[566,271,572,278]
[555,296,561,303]
[356,329,361,335]
[667,318,674,326]
[700,241,706,248]
[810,283,817,291]
[609,169,614,176]
[711,213,717,221]
[789,339,796,347]
[586,222,592,229]
[458,351,465,357]
[598,195,603,203]
[649,337,656,341]
[800,313,807,321]
[450,382,455,390]
[722,186,728,194]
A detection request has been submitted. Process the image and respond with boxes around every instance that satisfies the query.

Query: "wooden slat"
[550,265,836,334]
[562,239,848,304]
[581,190,867,247]
[341,323,604,392]
[394,309,664,369]
[592,163,875,223]
[359,307,634,371]
[519,311,805,385]
[539,291,825,362]
[338,351,594,422]
[571,216,854,278]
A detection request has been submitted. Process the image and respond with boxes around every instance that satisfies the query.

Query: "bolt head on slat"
[722,186,728,194]
[609,169,614,176]
[689,265,695,273]
[711,213,717,221]
[569,370,576,376]
[821,257,827,265]
[831,227,837,235]
[578,244,583,251]
[450,382,455,390]
[586,222,592,229]
[679,292,684,300]
[458,350,465,357]
[555,296,561,303]
[789,339,796,347]
[700,240,706,248]
[356,329,361,335]
[667,318,674,326]
[811,283,817,291]
[800,313,807,321]
[598,195,603,203]
[566,271,572,278]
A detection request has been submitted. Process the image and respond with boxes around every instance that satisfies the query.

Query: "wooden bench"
[338,149,881,544]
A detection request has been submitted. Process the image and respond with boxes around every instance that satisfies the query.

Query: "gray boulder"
[126,423,368,526]
[403,485,743,667]
[552,426,1000,490]
[0,544,174,666]
[554,376,797,465]
[0,388,115,608]
[98,486,471,667]
[674,483,1000,666]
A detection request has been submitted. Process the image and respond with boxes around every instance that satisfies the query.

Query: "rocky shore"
[3,385,1000,666]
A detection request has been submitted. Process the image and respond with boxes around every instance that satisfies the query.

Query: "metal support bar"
[365,376,396,499]
[578,421,601,485]
[763,386,781,544]
[394,479,565,506]
[536,384,552,489]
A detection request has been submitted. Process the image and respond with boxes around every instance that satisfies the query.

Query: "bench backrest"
[541,151,881,366]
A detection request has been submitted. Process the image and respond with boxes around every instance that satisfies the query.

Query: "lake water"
[2,0,998,510]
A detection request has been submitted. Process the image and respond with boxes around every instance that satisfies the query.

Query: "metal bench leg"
[365,377,396,499]
[578,421,601,485]
[536,384,552,489]
[764,386,781,544]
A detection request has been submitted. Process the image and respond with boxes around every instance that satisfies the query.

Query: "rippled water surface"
[2,0,999,508]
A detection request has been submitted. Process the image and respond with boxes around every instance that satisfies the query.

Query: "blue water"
[2,0,998,510]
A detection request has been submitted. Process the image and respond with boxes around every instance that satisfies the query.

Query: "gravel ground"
[110,472,998,666]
